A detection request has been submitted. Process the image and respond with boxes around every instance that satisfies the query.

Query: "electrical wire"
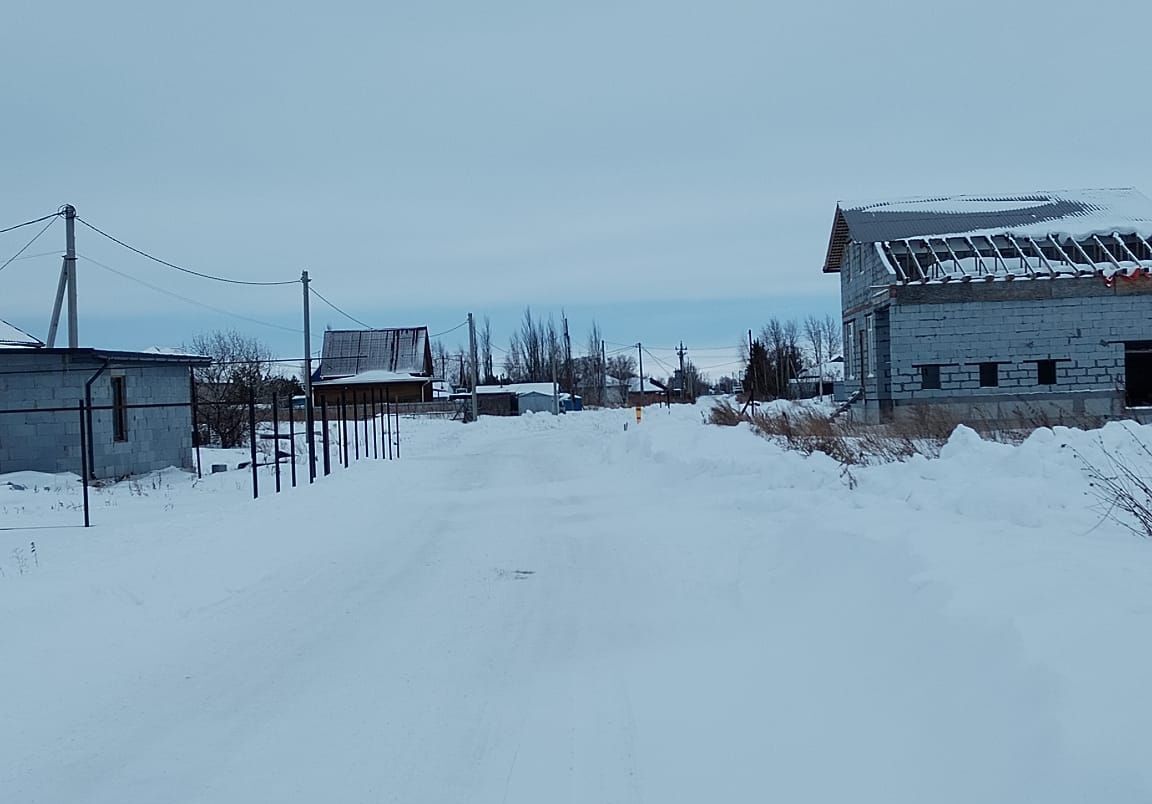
[77,217,298,286]
[79,254,312,337]
[0,212,60,236]
[308,286,376,329]
[429,320,468,338]
[0,216,58,275]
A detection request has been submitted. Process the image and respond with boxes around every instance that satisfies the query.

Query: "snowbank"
[1,405,1149,801]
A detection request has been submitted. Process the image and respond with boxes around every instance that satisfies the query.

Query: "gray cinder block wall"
[0,350,201,478]
[837,243,1152,424]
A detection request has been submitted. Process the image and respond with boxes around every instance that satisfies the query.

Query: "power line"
[76,217,298,286]
[429,320,468,338]
[79,254,312,337]
[308,286,376,329]
[0,216,58,275]
[0,212,59,236]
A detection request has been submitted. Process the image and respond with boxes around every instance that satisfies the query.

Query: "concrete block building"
[0,345,209,478]
[823,188,1152,424]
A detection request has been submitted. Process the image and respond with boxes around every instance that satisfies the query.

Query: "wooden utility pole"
[468,313,479,422]
[637,343,645,407]
[562,315,573,397]
[302,270,316,482]
[600,339,607,407]
[676,341,687,402]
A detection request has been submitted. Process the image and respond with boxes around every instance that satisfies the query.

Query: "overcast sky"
[2,0,1149,373]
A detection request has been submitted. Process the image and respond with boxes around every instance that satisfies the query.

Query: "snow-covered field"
[2,403,1150,802]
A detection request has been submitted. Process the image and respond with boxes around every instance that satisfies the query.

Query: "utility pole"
[47,205,77,348]
[562,316,572,397]
[600,339,607,407]
[468,313,479,422]
[302,270,316,482]
[551,347,560,414]
[637,342,644,408]
[676,341,687,402]
[748,329,755,410]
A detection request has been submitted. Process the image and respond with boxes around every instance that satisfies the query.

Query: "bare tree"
[804,314,827,401]
[581,321,604,406]
[187,330,275,448]
[822,313,842,359]
[505,307,561,382]
[606,354,636,406]
[480,316,495,384]
[758,318,804,399]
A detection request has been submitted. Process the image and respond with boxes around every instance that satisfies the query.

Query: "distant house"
[0,328,209,478]
[312,328,434,406]
[790,357,844,399]
[627,377,667,407]
[824,188,1152,423]
[463,383,577,416]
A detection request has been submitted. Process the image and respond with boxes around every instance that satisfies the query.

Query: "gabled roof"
[0,318,43,348]
[318,327,431,380]
[823,188,1152,272]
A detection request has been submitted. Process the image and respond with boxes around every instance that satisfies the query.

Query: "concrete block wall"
[839,244,896,402]
[0,354,195,478]
[88,365,194,479]
[873,278,1152,420]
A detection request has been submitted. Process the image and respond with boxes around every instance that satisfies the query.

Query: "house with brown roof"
[312,327,435,406]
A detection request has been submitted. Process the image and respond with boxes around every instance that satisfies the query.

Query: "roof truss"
[878,231,1152,282]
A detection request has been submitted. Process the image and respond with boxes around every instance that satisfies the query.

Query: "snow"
[2,404,1151,801]
[843,187,1152,242]
[0,317,42,347]
[312,368,425,385]
[142,345,207,358]
[474,382,574,399]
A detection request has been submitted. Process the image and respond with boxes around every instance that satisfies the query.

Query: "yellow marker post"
[635,405,643,424]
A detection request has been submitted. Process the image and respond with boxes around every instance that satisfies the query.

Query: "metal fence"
[0,382,461,528]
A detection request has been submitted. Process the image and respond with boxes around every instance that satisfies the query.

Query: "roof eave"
[822,207,850,273]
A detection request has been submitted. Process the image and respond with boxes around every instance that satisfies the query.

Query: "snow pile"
[1,406,1150,801]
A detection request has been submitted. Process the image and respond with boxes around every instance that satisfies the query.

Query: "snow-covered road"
[2,405,1149,802]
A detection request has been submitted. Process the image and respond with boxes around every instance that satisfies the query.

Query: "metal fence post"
[190,373,202,480]
[249,391,258,500]
[386,390,393,460]
[272,393,281,493]
[371,388,379,459]
[340,391,349,469]
[353,391,360,462]
[394,397,401,459]
[288,396,297,487]
[78,399,90,528]
[321,396,331,476]
[362,391,369,460]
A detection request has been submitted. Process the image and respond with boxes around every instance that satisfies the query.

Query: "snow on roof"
[838,188,1152,242]
[824,188,1152,281]
[797,359,845,381]
[0,318,43,348]
[628,377,665,393]
[142,346,207,358]
[313,369,428,387]
[474,383,571,399]
[319,328,430,380]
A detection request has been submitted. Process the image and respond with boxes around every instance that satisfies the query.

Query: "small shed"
[0,342,209,479]
[470,383,576,416]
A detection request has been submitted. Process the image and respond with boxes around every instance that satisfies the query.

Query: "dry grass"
[708,398,1109,466]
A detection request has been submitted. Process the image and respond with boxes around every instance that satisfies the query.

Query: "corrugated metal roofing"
[318,328,430,380]
[823,188,1152,272]
[0,318,43,347]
